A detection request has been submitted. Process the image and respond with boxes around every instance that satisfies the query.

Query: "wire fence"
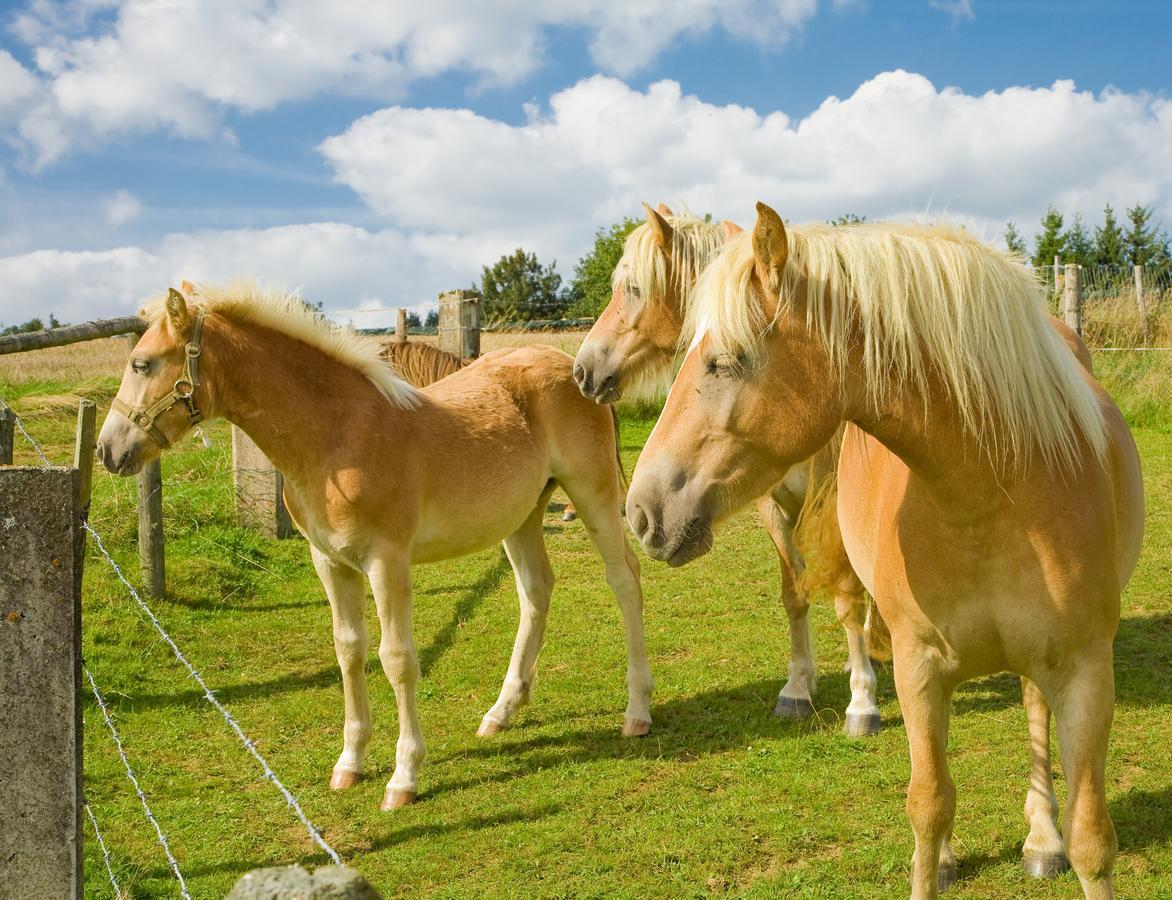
[1035,262,1171,349]
[4,411,342,898]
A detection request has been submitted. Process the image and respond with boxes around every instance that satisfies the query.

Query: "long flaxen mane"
[689,221,1108,475]
[140,280,420,410]
[380,340,469,388]
[613,211,726,314]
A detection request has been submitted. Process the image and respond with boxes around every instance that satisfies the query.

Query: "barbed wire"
[82,519,343,865]
[84,664,190,899]
[13,413,52,465]
[84,802,125,900]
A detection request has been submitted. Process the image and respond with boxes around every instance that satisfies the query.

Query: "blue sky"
[0,1,1169,327]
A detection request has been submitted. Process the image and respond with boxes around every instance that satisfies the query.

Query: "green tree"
[1125,204,1162,266]
[424,309,439,328]
[1093,204,1127,267]
[829,213,867,226]
[1063,213,1093,266]
[1003,221,1027,257]
[1,316,46,336]
[475,248,566,324]
[1032,206,1066,267]
[566,217,640,318]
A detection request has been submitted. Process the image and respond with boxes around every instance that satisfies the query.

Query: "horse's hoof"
[773,696,814,719]
[477,718,505,737]
[937,861,959,892]
[622,718,651,737]
[1022,851,1069,879]
[562,508,577,522]
[329,769,362,790]
[844,711,881,737]
[381,789,417,810]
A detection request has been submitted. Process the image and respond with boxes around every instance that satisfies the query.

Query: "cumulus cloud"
[3,0,827,166]
[4,70,1171,329]
[320,71,1172,265]
[0,223,498,329]
[929,0,975,22]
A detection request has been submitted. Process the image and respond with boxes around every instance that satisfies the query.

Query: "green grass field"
[2,343,1169,899]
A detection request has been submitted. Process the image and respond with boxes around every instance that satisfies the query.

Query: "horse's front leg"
[757,495,816,718]
[366,551,425,809]
[311,546,371,790]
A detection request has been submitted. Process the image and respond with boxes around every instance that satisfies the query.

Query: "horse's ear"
[166,287,191,333]
[656,202,673,217]
[721,219,743,241]
[642,201,673,250]
[752,202,788,290]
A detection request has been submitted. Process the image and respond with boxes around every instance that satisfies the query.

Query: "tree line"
[1006,203,1170,270]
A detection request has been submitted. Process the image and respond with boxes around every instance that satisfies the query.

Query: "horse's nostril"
[573,363,586,387]
[628,502,649,541]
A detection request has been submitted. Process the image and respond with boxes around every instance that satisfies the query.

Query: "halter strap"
[112,313,206,449]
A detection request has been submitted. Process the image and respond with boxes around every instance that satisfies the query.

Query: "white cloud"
[0,223,494,329]
[320,71,1172,262]
[103,189,142,225]
[3,0,827,166]
[4,70,1171,329]
[0,51,40,123]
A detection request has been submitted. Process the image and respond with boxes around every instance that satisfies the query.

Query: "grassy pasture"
[1,335,1169,899]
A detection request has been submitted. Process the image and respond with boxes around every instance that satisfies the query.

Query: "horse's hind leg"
[757,495,816,719]
[311,546,371,790]
[1021,676,1069,878]
[1049,643,1118,899]
[479,483,558,737]
[836,573,881,736]
[562,478,653,736]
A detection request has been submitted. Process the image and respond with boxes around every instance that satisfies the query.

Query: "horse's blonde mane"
[141,280,420,410]
[613,211,726,312]
[689,221,1108,474]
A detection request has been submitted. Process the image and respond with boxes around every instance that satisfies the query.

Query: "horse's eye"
[627,282,641,299]
[132,359,150,374]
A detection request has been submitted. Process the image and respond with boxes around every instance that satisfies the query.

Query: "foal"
[574,203,885,734]
[97,282,653,809]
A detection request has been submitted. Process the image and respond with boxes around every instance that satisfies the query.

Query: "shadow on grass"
[363,803,563,853]
[418,554,511,678]
[1112,783,1172,850]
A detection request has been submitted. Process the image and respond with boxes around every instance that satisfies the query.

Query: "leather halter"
[112,312,206,449]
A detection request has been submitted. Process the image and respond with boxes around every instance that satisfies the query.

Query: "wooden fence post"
[396,308,408,342]
[232,426,295,539]
[1134,265,1150,346]
[0,465,84,898]
[137,459,165,598]
[1063,263,1083,337]
[0,402,13,465]
[438,289,481,360]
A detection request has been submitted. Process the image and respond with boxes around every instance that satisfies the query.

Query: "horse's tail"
[865,601,892,663]
[794,440,848,601]
[609,404,627,488]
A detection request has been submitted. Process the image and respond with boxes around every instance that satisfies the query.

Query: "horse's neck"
[207,320,405,484]
[847,366,1012,515]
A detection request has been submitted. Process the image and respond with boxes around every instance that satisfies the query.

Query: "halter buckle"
[174,379,194,397]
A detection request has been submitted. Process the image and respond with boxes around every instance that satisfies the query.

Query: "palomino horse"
[574,202,886,735]
[626,205,1143,899]
[96,282,653,809]
[381,338,581,521]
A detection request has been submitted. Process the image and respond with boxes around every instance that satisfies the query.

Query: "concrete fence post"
[438,290,481,360]
[1134,264,1150,346]
[232,426,295,539]
[0,466,84,898]
[1063,263,1083,337]
[138,459,166,598]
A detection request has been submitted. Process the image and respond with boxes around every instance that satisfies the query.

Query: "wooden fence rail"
[0,316,144,355]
